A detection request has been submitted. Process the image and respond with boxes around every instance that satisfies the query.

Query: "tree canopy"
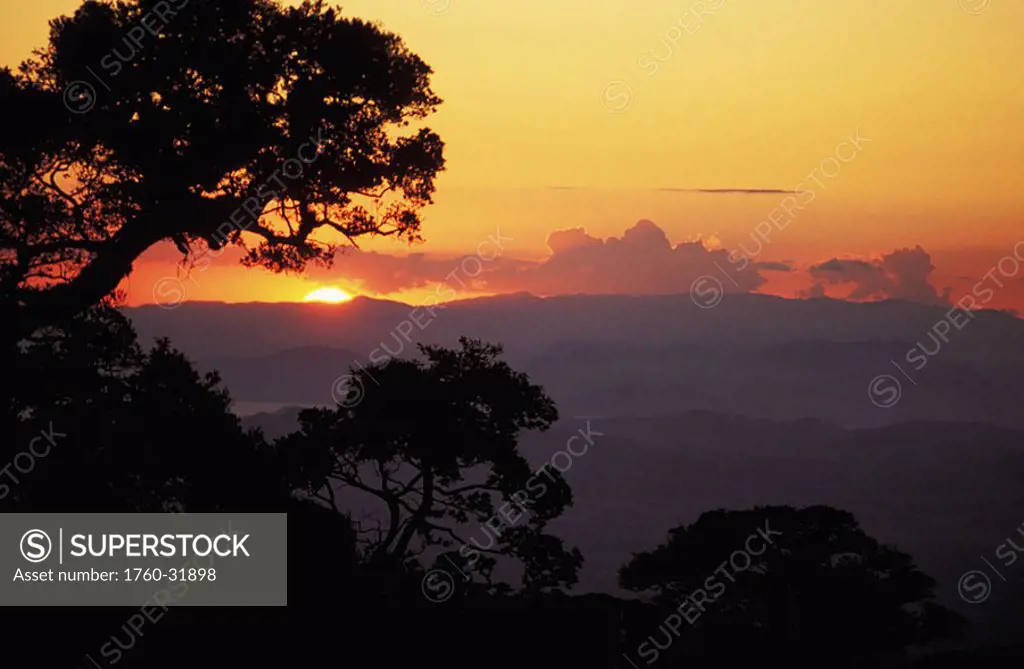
[1,0,444,340]
[280,337,583,595]
[620,505,967,666]
[1,303,289,512]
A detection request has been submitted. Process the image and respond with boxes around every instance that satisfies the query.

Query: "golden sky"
[4,1,1023,310]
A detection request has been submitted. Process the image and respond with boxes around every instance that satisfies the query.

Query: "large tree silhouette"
[1,0,444,340]
[619,505,966,668]
[279,338,583,594]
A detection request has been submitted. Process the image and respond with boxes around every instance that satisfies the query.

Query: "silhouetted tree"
[279,337,583,595]
[1,0,444,340]
[619,505,966,668]
[1,303,289,512]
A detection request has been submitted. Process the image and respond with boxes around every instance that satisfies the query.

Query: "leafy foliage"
[1,0,444,338]
[280,337,583,593]
[620,505,967,665]
[1,305,287,512]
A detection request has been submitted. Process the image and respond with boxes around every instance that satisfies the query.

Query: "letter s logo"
[20,529,52,563]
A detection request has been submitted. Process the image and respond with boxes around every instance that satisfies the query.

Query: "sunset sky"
[4,0,1023,311]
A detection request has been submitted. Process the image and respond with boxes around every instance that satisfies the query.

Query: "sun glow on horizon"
[303,287,354,304]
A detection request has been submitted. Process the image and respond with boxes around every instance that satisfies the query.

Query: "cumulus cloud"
[803,246,951,305]
[478,220,766,296]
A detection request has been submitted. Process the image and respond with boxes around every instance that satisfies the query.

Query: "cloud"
[301,248,539,295]
[137,239,510,296]
[805,246,951,305]
[542,186,797,195]
[799,282,827,299]
[656,188,797,195]
[317,250,480,294]
[812,258,874,273]
[478,220,766,296]
[753,261,794,272]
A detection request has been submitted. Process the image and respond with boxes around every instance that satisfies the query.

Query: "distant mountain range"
[125,293,1024,361]
[124,293,1024,428]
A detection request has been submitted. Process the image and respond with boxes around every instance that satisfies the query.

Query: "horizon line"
[119,293,1023,316]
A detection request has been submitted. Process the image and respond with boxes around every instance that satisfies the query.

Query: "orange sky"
[4,1,1023,311]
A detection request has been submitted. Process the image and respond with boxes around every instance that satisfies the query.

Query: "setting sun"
[303,287,353,304]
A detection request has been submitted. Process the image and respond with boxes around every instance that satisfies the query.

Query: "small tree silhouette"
[279,337,583,594]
